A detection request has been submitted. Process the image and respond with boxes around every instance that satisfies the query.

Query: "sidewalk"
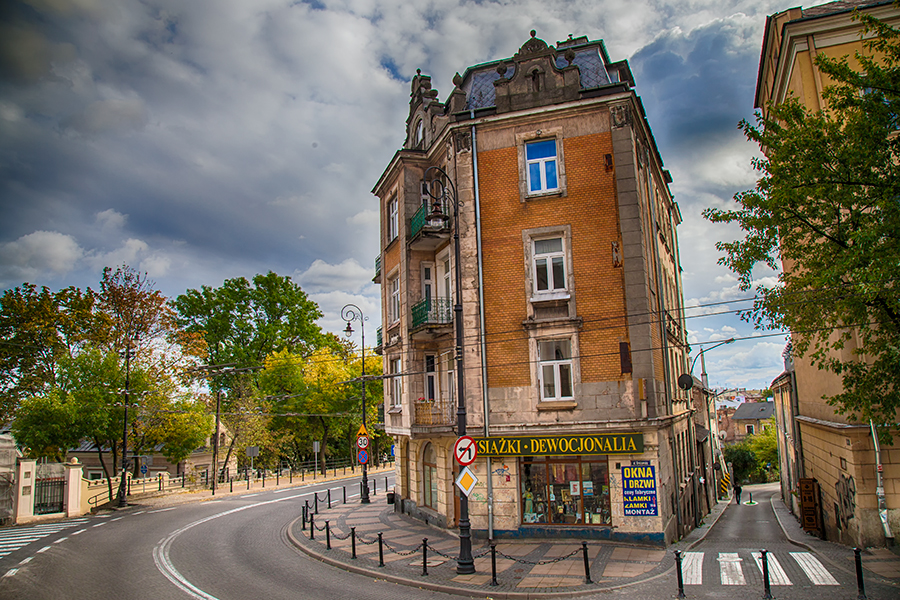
[287,497,730,598]
[769,491,900,586]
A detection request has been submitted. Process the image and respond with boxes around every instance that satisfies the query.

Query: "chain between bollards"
[761,549,773,600]
[855,547,867,599]
[674,549,686,598]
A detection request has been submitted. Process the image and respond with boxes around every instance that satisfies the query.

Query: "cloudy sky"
[1,0,824,390]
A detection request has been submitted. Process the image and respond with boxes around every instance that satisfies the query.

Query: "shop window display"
[520,457,610,525]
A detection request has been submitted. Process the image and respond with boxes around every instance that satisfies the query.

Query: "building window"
[388,196,399,241]
[388,276,400,324]
[390,357,402,407]
[424,354,436,401]
[414,119,424,148]
[539,339,573,400]
[423,443,438,509]
[526,140,558,193]
[746,424,755,435]
[533,237,566,293]
[521,457,611,525]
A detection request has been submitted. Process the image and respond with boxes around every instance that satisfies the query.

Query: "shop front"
[472,432,659,541]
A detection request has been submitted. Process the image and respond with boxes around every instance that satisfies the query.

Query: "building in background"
[372,31,695,545]
[756,0,899,547]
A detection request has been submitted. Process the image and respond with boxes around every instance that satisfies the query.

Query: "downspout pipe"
[471,111,494,541]
[870,420,894,542]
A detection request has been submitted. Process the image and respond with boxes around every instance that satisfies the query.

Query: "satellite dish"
[677,373,694,390]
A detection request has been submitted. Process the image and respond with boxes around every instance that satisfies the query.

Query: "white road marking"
[92,522,106,528]
[791,552,839,585]
[682,552,703,584]
[752,551,792,585]
[36,546,50,554]
[3,569,17,578]
[272,489,291,494]
[149,507,176,514]
[133,511,146,515]
[718,553,746,585]
[241,494,259,498]
[71,529,86,535]
[18,557,32,565]
[52,537,67,544]
[112,517,123,522]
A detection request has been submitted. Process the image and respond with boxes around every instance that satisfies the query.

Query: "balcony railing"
[413,398,454,427]
[376,327,382,347]
[374,255,381,281]
[409,200,450,239]
[410,297,452,329]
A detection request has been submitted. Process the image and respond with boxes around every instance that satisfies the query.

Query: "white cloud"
[296,258,371,294]
[96,209,127,231]
[0,230,83,280]
[86,238,149,270]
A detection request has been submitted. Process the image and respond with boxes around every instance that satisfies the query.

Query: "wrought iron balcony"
[410,297,452,330]
[373,255,382,283]
[408,200,450,250]
[374,326,383,355]
[413,398,454,428]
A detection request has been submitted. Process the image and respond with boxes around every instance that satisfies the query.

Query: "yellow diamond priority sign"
[455,466,478,497]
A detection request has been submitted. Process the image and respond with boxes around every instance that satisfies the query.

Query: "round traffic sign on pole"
[453,435,478,466]
[357,435,369,449]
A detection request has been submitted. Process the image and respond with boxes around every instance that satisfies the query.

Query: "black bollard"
[230,478,233,493]
[328,488,332,509]
[490,544,498,586]
[378,532,384,567]
[749,492,753,504]
[351,527,357,559]
[315,492,319,515]
[302,505,307,531]
[277,471,280,486]
[290,470,293,484]
[761,549,773,600]
[422,538,428,576]
[854,548,867,599]
[385,476,388,492]
[325,521,331,550]
[246,473,250,490]
[343,486,347,504]
[310,514,315,540]
[262,471,265,488]
[674,550,685,599]
[582,541,592,584]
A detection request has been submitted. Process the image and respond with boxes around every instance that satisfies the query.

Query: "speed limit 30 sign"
[453,435,477,466]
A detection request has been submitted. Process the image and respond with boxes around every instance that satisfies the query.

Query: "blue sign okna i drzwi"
[622,462,658,516]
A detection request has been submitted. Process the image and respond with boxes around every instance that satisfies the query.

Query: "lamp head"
[344,321,353,338]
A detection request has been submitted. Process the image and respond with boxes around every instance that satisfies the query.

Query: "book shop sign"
[622,461,658,516]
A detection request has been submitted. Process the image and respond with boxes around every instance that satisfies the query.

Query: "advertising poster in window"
[622,461,658,516]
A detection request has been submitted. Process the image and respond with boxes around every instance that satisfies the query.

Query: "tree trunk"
[221,435,238,478]
[318,416,329,476]
[94,439,113,504]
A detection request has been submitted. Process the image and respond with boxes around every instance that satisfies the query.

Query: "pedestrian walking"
[734,483,742,504]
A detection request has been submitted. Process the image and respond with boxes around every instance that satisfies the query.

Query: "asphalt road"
[0,474,463,600]
[0,481,895,600]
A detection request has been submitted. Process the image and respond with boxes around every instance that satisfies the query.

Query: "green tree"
[723,444,757,484]
[173,272,326,392]
[0,284,101,422]
[704,8,900,438]
[10,389,80,462]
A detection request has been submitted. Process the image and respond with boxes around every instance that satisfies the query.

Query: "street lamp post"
[425,165,475,575]
[342,303,370,504]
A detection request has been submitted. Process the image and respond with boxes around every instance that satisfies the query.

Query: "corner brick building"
[372,32,695,545]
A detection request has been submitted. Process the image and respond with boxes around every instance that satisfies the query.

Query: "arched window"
[414,119,424,147]
[423,443,437,509]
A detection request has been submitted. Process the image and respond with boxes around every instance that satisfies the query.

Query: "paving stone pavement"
[287,497,699,598]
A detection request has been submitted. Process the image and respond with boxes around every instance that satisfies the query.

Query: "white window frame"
[424,354,437,401]
[525,139,559,194]
[746,424,755,435]
[532,237,567,294]
[388,196,399,241]
[538,339,574,401]
[516,129,566,200]
[524,226,573,304]
[388,276,400,325]
[390,357,402,408]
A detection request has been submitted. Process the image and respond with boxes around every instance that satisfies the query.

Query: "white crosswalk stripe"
[682,552,704,584]
[0,518,89,558]
[684,551,840,587]
[791,552,840,585]
[751,551,792,585]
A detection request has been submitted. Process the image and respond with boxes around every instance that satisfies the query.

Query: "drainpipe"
[470,111,494,541]
[870,420,894,542]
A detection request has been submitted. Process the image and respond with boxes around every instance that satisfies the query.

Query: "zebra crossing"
[0,518,89,559]
[682,550,840,586]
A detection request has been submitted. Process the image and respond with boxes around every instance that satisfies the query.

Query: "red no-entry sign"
[453,436,477,466]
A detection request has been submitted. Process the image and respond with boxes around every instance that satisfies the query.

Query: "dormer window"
[414,119,424,148]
